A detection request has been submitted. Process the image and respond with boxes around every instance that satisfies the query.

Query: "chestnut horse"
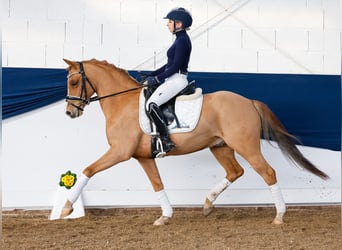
[60,58,328,225]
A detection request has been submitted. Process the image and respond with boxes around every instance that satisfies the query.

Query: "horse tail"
[252,100,329,180]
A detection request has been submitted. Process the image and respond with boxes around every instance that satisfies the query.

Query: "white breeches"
[146,73,188,109]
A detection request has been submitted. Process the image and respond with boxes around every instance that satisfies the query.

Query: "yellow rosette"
[59,171,77,189]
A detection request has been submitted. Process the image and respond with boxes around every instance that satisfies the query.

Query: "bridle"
[66,62,144,111]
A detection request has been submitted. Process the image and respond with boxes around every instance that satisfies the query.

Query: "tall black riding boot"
[147,103,176,154]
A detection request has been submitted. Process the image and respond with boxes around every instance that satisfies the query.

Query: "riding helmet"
[164,7,193,28]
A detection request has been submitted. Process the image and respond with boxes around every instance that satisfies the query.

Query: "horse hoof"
[153,216,170,226]
[272,213,284,225]
[203,205,214,217]
[60,200,73,219]
[60,207,73,219]
[203,198,214,217]
[272,217,283,225]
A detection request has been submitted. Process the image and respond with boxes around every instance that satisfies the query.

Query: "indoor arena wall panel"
[27,20,65,43]
[9,0,48,20]
[45,43,65,68]
[84,0,121,23]
[242,28,275,50]
[207,26,242,49]
[83,21,103,46]
[65,21,83,44]
[275,28,309,51]
[47,0,85,21]
[62,43,84,63]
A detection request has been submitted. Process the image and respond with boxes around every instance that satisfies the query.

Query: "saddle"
[144,81,196,129]
[140,81,202,158]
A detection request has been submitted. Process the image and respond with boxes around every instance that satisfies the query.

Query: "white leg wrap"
[67,174,89,204]
[269,183,286,214]
[207,178,231,203]
[156,190,173,217]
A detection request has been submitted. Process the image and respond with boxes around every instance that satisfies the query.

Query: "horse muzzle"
[66,101,84,118]
[66,109,83,118]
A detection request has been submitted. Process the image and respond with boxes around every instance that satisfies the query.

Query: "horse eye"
[71,81,79,87]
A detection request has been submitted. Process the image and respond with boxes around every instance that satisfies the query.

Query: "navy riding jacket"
[151,30,192,82]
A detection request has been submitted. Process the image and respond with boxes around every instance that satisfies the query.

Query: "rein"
[66,62,145,111]
[88,86,144,102]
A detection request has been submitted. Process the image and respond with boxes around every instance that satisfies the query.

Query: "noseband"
[66,62,144,111]
[66,62,96,111]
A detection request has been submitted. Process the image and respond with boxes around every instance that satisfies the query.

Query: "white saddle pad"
[139,88,203,134]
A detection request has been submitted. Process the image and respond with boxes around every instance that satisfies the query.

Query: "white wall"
[2,0,341,74]
[2,0,341,209]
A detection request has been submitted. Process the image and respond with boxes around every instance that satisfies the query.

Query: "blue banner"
[3,68,67,119]
[188,72,341,152]
[2,67,341,151]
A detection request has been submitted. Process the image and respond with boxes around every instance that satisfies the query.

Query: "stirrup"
[154,137,175,158]
[155,137,167,158]
[155,151,167,158]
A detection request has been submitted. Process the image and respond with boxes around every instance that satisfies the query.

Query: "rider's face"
[167,19,174,33]
[166,19,182,33]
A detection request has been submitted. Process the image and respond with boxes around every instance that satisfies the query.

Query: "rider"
[145,7,193,155]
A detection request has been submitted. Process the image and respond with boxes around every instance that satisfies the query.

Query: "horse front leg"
[60,146,131,219]
[137,157,172,226]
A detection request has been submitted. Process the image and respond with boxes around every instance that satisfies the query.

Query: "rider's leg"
[147,102,175,152]
[146,74,188,152]
[145,73,188,110]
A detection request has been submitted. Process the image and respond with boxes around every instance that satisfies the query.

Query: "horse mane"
[85,58,138,84]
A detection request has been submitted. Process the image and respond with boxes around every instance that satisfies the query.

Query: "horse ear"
[63,58,75,67]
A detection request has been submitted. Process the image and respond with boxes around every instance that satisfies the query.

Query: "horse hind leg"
[204,145,244,216]
[240,149,286,224]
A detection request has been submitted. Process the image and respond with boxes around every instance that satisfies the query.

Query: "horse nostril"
[66,110,78,119]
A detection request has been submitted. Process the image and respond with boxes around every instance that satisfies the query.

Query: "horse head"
[63,58,97,118]
[63,58,142,119]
